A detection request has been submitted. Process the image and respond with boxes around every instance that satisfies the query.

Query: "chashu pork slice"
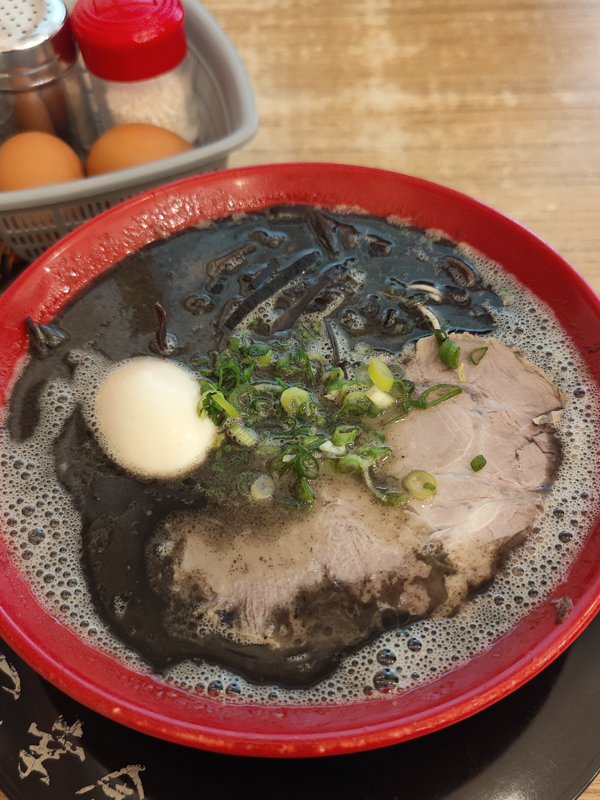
[155,333,563,649]
[153,478,435,648]
[384,332,563,610]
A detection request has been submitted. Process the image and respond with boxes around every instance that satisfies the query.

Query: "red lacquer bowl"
[1,163,599,757]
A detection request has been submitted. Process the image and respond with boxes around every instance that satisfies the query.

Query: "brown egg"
[13,91,56,135]
[0,132,84,191]
[87,123,194,176]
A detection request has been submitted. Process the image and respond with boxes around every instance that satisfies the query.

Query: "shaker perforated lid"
[0,0,77,90]
[71,0,187,82]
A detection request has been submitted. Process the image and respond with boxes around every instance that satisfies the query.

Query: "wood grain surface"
[2,0,600,798]
[190,1,600,797]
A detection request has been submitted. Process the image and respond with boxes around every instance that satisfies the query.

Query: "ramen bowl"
[0,163,599,757]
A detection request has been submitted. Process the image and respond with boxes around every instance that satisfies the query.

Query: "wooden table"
[2,0,600,797]
[204,0,600,797]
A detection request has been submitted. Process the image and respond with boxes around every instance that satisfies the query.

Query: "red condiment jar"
[71,0,200,143]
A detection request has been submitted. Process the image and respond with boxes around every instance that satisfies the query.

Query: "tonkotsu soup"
[1,206,597,704]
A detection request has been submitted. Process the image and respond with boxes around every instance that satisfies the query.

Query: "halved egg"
[94,358,216,479]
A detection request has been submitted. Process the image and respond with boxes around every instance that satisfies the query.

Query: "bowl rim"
[1,162,600,757]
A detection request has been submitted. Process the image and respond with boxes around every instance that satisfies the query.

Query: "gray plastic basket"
[0,0,258,262]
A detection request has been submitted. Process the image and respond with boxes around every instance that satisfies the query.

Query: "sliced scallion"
[470,346,488,365]
[294,477,315,504]
[319,440,346,457]
[257,350,272,367]
[438,336,460,369]
[368,357,394,392]
[362,467,408,506]
[228,422,259,447]
[332,425,360,447]
[295,450,320,479]
[211,392,240,418]
[336,454,365,473]
[391,379,411,399]
[342,391,372,417]
[420,384,462,407]
[251,474,276,500]
[280,386,311,415]
[366,385,395,409]
[324,366,344,385]
[402,469,437,500]
[470,454,487,472]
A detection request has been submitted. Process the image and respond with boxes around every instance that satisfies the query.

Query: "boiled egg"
[94,358,217,479]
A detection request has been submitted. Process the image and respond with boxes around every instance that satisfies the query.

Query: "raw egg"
[86,123,193,176]
[0,132,84,191]
[94,358,217,479]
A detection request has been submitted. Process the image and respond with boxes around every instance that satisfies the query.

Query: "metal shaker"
[0,0,99,155]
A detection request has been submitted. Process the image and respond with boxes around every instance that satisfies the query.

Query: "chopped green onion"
[294,477,315,504]
[319,440,346,457]
[420,384,462,407]
[381,490,409,506]
[280,386,311,415]
[438,337,460,369]
[257,350,272,367]
[327,377,359,394]
[218,361,243,394]
[332,425,360,447]
[236,471,255,494]
[246,342,270,358]
[228,422,259,447]
[301,435,328,449]
[251,396,276,415]
[470,454,487,472]
[295,450,320,479]
[324,366,344,384]
[269,453,295,476]
[336,454,365,473]
[251,474,276,499]
[356,444,391,461]
[211,392,240,418]
[354,363,371,383]
[342,391,372,417]
[255,442,279,460]
[470,346,488,365]
[362,467,408,505]
[366,385,395,409]
[391,379,410,399]
[368,357,394,391]
[401,398,427,413]
[402,469,437,500]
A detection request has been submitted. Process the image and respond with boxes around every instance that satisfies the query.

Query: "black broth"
[10,207,504,687]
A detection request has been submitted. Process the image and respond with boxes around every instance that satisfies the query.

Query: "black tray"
[1,608,600,800]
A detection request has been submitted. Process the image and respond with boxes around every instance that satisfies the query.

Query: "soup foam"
[0,231,598,706]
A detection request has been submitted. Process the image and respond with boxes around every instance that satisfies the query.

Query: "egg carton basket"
[0,0,258,262]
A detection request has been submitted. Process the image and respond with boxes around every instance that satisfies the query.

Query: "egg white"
[94,358,217,478]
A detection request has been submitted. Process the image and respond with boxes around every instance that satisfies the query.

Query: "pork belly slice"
[152,477,434,648]
[152,334,562,651]
[386,332,563,608]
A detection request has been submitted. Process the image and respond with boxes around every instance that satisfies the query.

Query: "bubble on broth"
[0,209,598,706]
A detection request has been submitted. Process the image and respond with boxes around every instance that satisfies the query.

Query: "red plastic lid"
[71,0,187,82]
